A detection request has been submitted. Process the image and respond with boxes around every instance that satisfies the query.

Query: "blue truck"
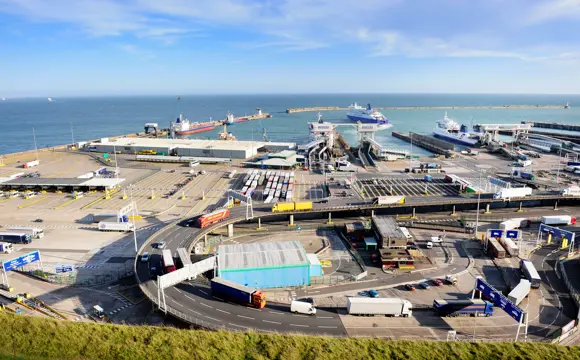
[433,299,494,317]
[520,172,535,181]
[424,175,433,182]
[0,232,32,244]
[210,278,266,309]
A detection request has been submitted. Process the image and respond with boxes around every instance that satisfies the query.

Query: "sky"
[0,0,579,96]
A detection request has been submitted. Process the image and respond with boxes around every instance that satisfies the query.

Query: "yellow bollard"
[561,238,568,249]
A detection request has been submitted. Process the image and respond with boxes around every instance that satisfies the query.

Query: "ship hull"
[433,131,479,146]
[346,114,389,125]
[175,125,216,135]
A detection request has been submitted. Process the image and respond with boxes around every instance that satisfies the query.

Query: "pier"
[392,131,454,157]
[522,121,580,132]
[286,105,566,113]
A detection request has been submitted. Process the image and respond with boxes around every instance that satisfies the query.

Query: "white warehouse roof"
[218,240,308,271]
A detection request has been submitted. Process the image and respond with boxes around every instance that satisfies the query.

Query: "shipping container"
[499,218,530,231]
[499,237,519,257]
[98,222,135,232]
[487,238,506,259]
[347,297,412,317]
[541,215,576,225]
[433,299,494,317]
[507,279,531,305]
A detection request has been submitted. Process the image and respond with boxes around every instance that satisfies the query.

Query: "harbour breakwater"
[286,105,566,113]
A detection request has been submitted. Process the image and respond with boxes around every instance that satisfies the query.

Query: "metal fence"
[310,275,348,285]
[21,263,134,287]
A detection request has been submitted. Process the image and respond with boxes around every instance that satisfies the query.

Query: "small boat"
[47,97,53,102]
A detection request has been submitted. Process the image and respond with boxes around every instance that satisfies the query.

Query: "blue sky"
[0,0,579,96]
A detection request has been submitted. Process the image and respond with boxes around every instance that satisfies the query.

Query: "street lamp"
[474,165,491,241]
[130,186,138,253]
[70,122,75,146]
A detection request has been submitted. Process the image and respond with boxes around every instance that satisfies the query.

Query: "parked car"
[432,279,444,287]
[405,284,416,291]
[368,289,379,298]
[34,218,44,223]
[419,282,431,289]
[140,252,150,263]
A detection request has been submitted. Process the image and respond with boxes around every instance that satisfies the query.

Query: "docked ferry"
[433,112,482,146]
[347,103,389,127]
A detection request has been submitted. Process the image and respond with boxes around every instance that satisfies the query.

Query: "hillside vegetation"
[0,313,579,360]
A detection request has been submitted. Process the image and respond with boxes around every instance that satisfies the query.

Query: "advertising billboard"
[475,277,524,323]
[2,251,40,272]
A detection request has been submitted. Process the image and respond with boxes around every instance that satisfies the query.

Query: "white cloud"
[527,0,580,23]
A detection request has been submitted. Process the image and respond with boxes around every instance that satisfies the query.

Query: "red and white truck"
[541,215,576,226]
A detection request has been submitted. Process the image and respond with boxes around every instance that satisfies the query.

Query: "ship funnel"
[366,103,371,110]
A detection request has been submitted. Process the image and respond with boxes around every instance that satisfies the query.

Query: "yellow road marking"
[18,196,48,209]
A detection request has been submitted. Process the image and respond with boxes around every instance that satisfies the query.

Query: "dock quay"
[286,105,566,113]
[522,121,580,132]
[392,131,454,157]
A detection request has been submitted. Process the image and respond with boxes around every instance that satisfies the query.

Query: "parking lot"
[357,177,470,199]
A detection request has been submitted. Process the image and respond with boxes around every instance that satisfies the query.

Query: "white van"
[400,227,413,240]
[426,241,433,249]
[290,300,317,315]
[431,236,443,244]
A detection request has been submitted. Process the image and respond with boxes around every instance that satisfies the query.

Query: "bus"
[520,259,541,289]
[162,249,176,273]
[6,227,44,239]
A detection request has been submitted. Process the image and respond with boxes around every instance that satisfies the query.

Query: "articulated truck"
[541,215,576,226]
[210,278,266,309]
[373,196,405,205]
[98,222,135,232]
[493,187,532,200]
[433,299,494,317]
[347,298,412,317]
[272,201,313,213]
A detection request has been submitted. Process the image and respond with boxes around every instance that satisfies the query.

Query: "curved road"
[136,198,577,336]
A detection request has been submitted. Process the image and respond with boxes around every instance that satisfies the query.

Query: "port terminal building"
[0,177,124,191]
[86,137,295,160]
[216,241,321,288]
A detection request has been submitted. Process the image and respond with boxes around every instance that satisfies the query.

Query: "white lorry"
[290,300,317,315]
[98,222,135,232]
[499,218,530,231]
[507,279,531,306]
[561,186,580,196]
[493,187,532,200]
[541,215,576,226]
[347,298,412,317]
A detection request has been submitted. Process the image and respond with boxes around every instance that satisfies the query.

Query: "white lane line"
[317,316,334,319]
[199,290,208,295]
[263,320,282,325]
[184,294,196,302]
[191,310,202,316]
[237,315,255,320]
[228,323,247,328]
[293,314,308,318]
[246,307,261,311]
[174,288,182,293]
[213,296,224,301]
[268,311,284,315]
[205,316,221,322]
[200,302,212,309]
[173,301,184,307]
[318,326,337,329]
[215,308,230,314]
[290,324,309,328]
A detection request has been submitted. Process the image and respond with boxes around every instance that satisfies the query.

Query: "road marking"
[213,296,224,301]
[268,311,284,315]
[215,308,230,314]
[199,290,208,295]
[200,302,212,309]
[317,316,334,319]
[174,288,182,293]
[205,316,221,322]
[318,326,337,329]
[184,294,196,302]
[290,324,309,327]
[191,310,202,316]
[262,320,282,324]
[228,323,247,328]
[293,314,308,318]
[173,301,184,307]
[237,315,255,320]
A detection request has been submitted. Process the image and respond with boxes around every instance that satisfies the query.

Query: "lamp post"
[130,186,138,253]
[474,165,491,241]
[70,122,75,146]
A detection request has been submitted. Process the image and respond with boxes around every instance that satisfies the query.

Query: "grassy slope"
[0,313,579,360]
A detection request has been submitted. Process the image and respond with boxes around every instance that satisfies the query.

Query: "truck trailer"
[433,299,494,317]
[373,196,406,205]
[272,201,313,213]
[541,215,576,226]
[347,297,412,317]
[0,232,32,244]
[507,279,531,305]
[499,218,530,231]
[493,187,532,200]
[6,226,45,239]
[97,222,135,232]
[210,278,266,309]
[561,186,580,196]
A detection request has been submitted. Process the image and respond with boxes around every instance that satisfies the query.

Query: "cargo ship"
[171,113,218,135]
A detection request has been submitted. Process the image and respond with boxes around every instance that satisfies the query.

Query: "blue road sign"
[476,277,524,323]
[489,229,503,238]
[539,224,575,243]
[55,264,74,274]
[2,251,40,272]
[506,230,520,239]
[488,177,510,189]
